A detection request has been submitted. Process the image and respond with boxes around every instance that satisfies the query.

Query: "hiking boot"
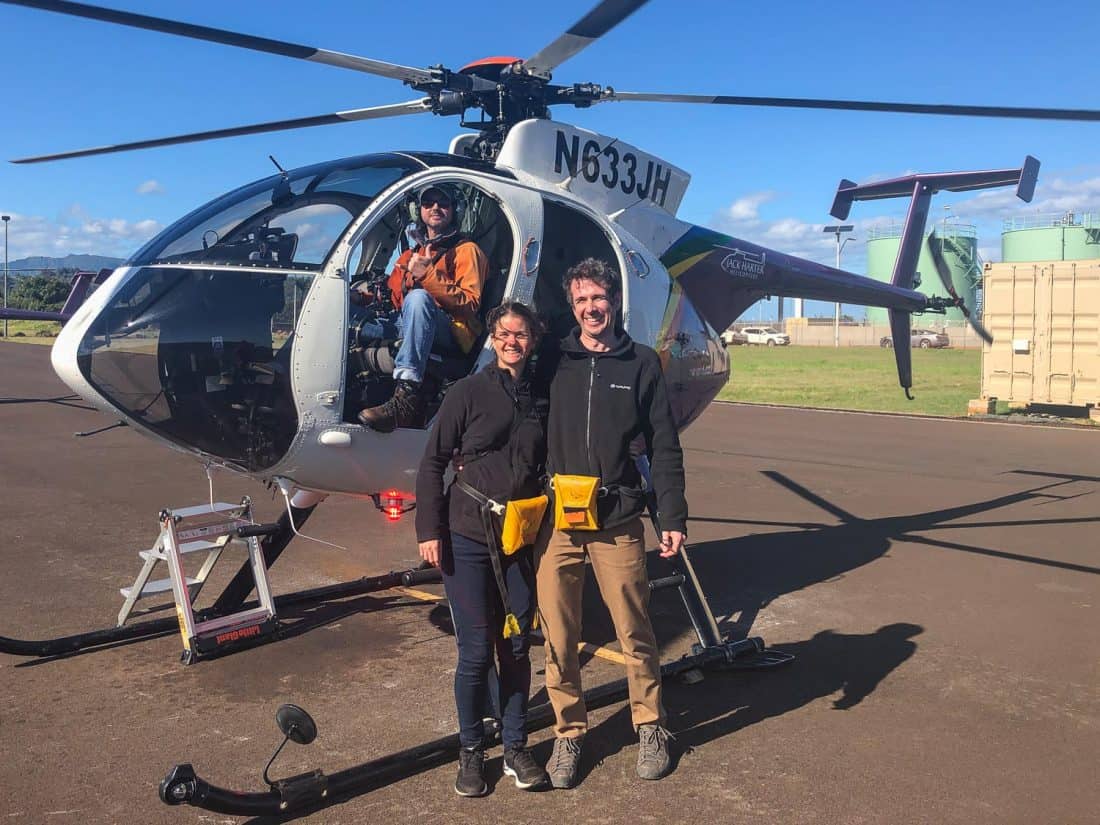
[547,735,583,789]
[454,747,488,797]
[636,724,674,780]
[503,746,549,790]
[357,379,426,432]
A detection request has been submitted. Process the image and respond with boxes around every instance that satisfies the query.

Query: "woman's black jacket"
[415,364,547,544]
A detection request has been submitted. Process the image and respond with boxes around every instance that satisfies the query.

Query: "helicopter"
[1,0,1096,648]
[4,3,1099,812]
[6,0,1093,499]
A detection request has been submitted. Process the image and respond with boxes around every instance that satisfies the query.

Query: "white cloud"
[955,175,1100,222]
[136,180,164,195]
[711,170,1100,271]
[0,207,163,260]
[722,191,775,222]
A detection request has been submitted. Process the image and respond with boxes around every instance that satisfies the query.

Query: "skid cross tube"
[159,635,783,816]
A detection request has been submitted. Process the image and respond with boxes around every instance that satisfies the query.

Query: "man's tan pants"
[535,517,665,738]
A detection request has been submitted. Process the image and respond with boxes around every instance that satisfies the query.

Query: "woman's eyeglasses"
[493,331,531,343]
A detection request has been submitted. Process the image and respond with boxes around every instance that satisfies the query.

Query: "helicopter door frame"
[328,170,545,429]
[603,220,672,350]
[536,193,634,339]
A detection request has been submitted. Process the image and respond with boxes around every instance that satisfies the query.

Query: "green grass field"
[0,319,61,345]
[718,345,981,417]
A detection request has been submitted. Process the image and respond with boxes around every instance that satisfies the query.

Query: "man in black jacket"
[537,258,686,789]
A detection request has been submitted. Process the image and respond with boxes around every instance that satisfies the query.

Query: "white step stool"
[119,497,278,663]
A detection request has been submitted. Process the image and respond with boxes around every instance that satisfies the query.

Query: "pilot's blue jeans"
[357,288,455,383]
[441,531,535,751]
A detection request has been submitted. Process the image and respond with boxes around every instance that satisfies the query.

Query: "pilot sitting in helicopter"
[354,183,488,432]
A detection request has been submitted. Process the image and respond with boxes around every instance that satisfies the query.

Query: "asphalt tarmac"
[1,341,1097,824]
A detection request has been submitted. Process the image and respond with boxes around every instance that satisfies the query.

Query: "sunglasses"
[420,196,452,209]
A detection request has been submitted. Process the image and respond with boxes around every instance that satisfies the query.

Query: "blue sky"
[2,0,1098,311]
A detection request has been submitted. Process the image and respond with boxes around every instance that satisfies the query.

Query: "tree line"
[5,270,77,312]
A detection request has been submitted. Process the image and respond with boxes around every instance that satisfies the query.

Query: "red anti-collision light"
[372,489,415,522]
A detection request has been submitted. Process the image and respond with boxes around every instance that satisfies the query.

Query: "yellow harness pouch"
[500,494,549,555]
[552,474,601,531]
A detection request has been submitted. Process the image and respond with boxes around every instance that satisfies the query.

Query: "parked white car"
[741,326,790,346]
[720,328,747,346]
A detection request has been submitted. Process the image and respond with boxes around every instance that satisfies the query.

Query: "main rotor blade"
[524,0,649,78]
[601,91,1100,122]
[2,0,435,84]
[11,99,433,164]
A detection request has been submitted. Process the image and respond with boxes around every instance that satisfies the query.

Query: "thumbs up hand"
[407,246,432,282]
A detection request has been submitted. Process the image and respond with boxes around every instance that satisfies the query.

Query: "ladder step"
[168,502,245,519]
[180,538,226,554]
[120,577,198,600]
[138,539,222,563]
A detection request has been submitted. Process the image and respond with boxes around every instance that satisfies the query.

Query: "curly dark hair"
[562,257,621,303]
[485,300,545,344]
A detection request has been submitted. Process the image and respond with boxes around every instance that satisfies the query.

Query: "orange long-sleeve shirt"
[387,239,488,352]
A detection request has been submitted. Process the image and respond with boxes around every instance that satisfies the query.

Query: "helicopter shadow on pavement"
[656,468,1100,643]
[0,393,97,410]
[565,622,923,783]
[521,466,1100,771]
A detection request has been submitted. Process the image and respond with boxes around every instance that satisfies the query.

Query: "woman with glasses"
[415,301,550,797]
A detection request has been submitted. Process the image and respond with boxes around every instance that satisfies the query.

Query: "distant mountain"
[6,254,124,274]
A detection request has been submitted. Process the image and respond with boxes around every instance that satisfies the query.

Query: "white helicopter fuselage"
[50,121,730,501]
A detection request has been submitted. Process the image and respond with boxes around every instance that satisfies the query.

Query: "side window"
[536,199,619,338]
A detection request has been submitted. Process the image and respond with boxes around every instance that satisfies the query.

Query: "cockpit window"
[77,265,313,472]
[129,154,422,271]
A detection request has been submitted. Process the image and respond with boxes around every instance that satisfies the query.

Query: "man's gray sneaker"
[636,724,674,780]
[548,735,583,789]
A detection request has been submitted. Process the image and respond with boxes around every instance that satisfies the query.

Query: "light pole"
[823,224,855,348]
[2,215,9,339]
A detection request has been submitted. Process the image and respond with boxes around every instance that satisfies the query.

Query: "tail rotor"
[928,229,993,345]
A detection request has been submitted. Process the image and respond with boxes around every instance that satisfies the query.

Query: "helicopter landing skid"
[0,561,445,662]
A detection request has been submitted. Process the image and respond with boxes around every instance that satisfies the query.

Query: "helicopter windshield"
[72,156,423,470]
[130,154,422,270]
[77,265,312,472]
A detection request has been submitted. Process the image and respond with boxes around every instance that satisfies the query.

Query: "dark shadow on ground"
[0,393,96,410]
[237,622,922,820]
[574,469,1100,651]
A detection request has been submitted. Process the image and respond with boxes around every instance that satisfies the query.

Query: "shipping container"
[981,261,1100,408]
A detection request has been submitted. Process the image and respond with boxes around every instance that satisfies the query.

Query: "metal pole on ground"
[823,224,855,348]
[2,215,9,339]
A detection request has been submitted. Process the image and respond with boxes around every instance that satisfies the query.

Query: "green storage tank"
[1001,212,1100,262]
[865,224,979,324]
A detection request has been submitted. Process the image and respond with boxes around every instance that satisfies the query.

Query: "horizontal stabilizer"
[829,156,1041,221]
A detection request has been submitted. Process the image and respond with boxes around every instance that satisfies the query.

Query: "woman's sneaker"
[503,747,549,790]
[455,747,488,797]
[547,735,584,789]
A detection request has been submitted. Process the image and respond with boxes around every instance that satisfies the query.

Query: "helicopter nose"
[52,264,303,472]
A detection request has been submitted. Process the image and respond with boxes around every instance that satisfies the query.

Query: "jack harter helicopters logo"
[720,248,767,280]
